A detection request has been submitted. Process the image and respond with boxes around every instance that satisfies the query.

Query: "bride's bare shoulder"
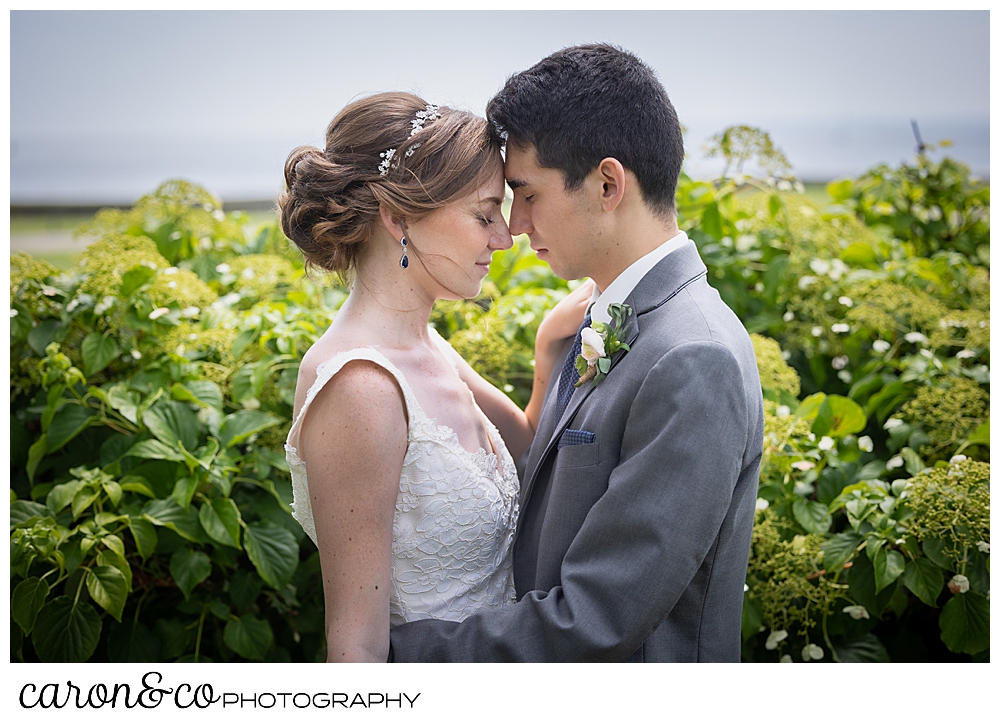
[293,326,391,415]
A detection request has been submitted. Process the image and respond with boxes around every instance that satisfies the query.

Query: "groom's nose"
[507,197,533,237]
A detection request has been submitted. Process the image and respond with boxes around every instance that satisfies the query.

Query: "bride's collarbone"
[392,354,493,457]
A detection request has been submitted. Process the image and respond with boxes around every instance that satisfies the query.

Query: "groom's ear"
[596,158,626,212]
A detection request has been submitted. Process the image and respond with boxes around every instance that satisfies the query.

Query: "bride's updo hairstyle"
[279,92,503,276]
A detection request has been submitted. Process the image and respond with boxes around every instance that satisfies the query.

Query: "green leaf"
[128,516,158,560]
[98,548,132,589]
[857,459,886,480]
[832,633,890,662]
[230,365,257,404]
[825,395,867,437]
[126,439,185,462]
[822,530,863,572]
[841,242,879,268]
[900,557,944,607]
[86,566,128,622]
[208,599,231,621]
[901,447,925,476]
[180,438,219,473]
[46,479,85,514]
[81,333,120,377]
[172,476,199,511]
[873,547,905,593]
[219,410,282,449]
[939,592,990,655]
[223,615,274,661]
[792,498,832,535]
[741,593,763,642]
[119,264,157,296]
[142,400,200,451]
[231,329,256,361]
[700,200,723,239]
[31,597,102,663]
[169,548,212,600]
[120,476,156,498]
[26,436,48,482]
[962,420,990,449]
[922,538,954,571]
[198,498,242,549]
[228,569,264,611]
[171,380,224,411]
[12,578,50,634]
[71,486,101,519]
[848,551,894,615]
[244,521,299,589]
[597,357,611,374]
[10,499,52,528]
[28,319,66,356]
[46,404,98,452]
[827,178,853,203]
[107,385,140,424]
[143,498,207,543]
[811,398,834,437]
[794,392,826,419]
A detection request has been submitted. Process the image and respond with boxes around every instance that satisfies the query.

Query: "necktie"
[553,312,591,422]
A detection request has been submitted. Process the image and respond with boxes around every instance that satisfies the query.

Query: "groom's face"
[504,145,598,281]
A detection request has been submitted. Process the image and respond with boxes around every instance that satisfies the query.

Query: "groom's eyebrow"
[506,179,527,190]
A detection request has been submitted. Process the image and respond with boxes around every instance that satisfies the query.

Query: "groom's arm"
[389,341,752,661]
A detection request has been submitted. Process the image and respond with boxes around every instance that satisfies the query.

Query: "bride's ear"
[378,204,405,241]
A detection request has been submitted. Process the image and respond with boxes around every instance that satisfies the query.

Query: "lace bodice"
[285,339,519,626]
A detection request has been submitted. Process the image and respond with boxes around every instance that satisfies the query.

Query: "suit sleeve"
[389,341,751,661]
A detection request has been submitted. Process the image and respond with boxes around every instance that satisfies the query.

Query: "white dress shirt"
[589,230,692,325]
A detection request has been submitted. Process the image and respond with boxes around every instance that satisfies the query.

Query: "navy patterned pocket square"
[558,429,596,449]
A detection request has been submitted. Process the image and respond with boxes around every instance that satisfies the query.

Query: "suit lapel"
[517,241,709,517]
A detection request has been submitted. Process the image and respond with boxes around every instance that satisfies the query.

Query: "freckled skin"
[288,164,595,662]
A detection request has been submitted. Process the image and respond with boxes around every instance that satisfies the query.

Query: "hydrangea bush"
[10,131,988,662]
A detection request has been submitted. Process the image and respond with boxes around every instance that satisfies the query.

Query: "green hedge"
[10,132,988,662]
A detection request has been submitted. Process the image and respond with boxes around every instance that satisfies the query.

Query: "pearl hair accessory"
[378,104,442,177]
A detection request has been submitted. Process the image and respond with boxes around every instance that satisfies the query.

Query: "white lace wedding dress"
[285,337,519,626]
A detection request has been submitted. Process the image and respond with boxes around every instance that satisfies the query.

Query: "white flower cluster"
[842,605,869,620]
[764,629,788,650]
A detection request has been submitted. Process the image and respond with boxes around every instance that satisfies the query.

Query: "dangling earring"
[399,236,409,269]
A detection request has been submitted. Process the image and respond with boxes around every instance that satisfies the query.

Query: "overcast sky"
[10,10,990,202]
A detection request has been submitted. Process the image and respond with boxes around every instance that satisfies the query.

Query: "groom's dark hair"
[487,43,683,217]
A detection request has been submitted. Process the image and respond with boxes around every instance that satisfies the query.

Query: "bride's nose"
[489,216,514,251]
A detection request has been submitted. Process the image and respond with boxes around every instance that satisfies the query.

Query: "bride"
[279,92,589,662]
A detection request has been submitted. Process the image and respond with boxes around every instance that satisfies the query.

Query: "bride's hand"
[537,278,595,347]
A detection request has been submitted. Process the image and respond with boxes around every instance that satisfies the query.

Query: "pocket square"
[558,428,596,449]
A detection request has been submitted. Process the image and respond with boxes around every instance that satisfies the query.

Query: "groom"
[389,44,763,662]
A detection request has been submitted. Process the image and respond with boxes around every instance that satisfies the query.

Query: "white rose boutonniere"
[574,302,633,388]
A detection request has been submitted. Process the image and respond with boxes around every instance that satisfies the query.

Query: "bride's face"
[407,167,513,300]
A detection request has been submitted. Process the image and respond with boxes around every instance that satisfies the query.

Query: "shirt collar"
[589,230,691,325]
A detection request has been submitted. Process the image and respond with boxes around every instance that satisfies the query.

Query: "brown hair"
[278,92,503,276]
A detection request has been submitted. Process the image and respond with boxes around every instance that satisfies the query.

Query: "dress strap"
[284,347,425,546]
[287,347,421,455]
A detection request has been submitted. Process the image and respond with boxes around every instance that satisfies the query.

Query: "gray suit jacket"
[389,242,763,661]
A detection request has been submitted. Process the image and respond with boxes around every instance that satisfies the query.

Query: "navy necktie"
[553,312,591,422]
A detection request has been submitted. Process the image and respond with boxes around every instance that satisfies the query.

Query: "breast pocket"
[555,429,599,467]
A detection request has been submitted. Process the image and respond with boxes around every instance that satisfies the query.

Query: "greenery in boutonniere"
[575,302,633,388]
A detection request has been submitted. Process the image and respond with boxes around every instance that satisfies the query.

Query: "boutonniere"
[575,303,633,387]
